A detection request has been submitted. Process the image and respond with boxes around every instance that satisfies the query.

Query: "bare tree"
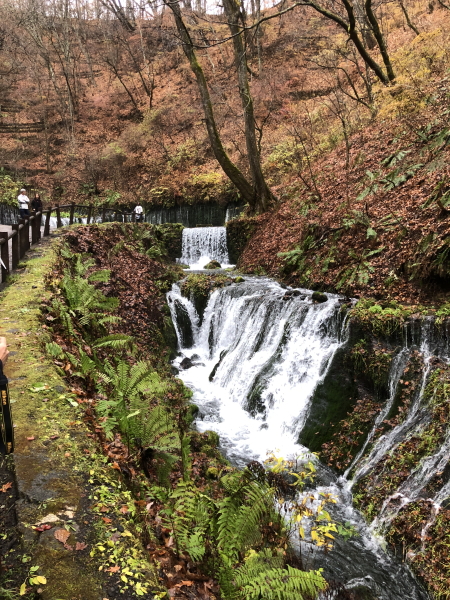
[163,0,273,213]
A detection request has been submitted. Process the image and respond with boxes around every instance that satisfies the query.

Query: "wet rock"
[209,349,228,381]
[173,299,194,348]
[234,276,245,283]
[311,291,328,303]
[179,357,194,369]
[203,260,222,269]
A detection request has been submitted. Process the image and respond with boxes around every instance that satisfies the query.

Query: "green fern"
[234,553,326,600]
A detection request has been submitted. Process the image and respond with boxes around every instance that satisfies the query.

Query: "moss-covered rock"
[226,216,257,264]
[204,260,221,269]
[181,273,232,323]
[311,291,327,303]
[299,345,358,452]
[155,223,184,260]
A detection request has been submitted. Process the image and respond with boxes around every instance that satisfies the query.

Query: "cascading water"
[168,276,431,599]
[169,279,345,463]
[178,227,232,269]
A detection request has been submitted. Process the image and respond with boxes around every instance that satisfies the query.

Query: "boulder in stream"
[203,260,222,269]
[311,291,328,303]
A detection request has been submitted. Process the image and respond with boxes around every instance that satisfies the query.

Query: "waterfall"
[169,278,346,462]
[168,277,431,599]
[178,227,231,269]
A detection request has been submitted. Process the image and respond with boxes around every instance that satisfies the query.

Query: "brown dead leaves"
[53,529,88,552]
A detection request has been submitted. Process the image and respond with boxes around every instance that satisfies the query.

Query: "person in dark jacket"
[0,336,13,455]
[31,193,43,213]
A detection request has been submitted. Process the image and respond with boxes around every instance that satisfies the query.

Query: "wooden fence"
[0,202,138,285]
[0,210,42,283]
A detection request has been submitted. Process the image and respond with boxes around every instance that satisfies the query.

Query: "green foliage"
[337,247,384,290]
[356,161,422,201]
[350,298,413,336]
[53,251,120,338]
[96,359,171,444]
[159,469,327,600]
[0,170,22,207]
[234,554,325,600]
[168,140,200,171]
[278,235,316,282]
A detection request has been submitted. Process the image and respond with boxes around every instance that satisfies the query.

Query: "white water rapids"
[166,228,433,599]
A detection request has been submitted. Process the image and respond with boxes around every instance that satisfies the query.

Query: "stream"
[167,226,431,600]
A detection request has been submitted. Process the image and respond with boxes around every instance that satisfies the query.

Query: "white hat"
[20,188,26,192]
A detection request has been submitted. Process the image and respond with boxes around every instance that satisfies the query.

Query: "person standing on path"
[134,204,144,223]
[31,192,43,213]
[17,189,30,219]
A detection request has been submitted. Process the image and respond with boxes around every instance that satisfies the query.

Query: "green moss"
[350,298,416,337]
[226,217,257,264]
[181,273,231,321]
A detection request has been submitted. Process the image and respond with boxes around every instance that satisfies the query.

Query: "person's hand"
[0,337,9,365]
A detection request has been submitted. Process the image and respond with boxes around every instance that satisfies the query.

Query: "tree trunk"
[307,0,391,84]
[165,0,257,209]
[364,0,396,81]
[222,0,273,213]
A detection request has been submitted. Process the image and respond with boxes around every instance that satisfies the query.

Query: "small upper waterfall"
[178,227,231,269]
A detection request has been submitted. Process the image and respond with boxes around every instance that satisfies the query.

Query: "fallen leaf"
[34,524,52,532]
[102,517,112,524]
[26,436,35,441]
[174,565,183,572]
[106,565,120,573]
[54,529,70,544]
[119,506,129,514]
[1,482,13,493]
[75,542,88,551]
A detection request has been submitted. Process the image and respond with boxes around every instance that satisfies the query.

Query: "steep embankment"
[233,87,450,305]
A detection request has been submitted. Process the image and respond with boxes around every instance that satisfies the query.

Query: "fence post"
[37,211,42,240]
[25,216,30,251]
[56,204,62,228]
[31,211,37,244]
[69,202,75,225]
[18,220,25,258]
[86,205,92,225]
[11,225,19,269]
[44,208,51,236]
[0,233,9,282]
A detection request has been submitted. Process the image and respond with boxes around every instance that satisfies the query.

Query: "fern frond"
[88,269,111,283]
[92,334,135,350]
[46,342,65,358]
[236,564,326,600]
